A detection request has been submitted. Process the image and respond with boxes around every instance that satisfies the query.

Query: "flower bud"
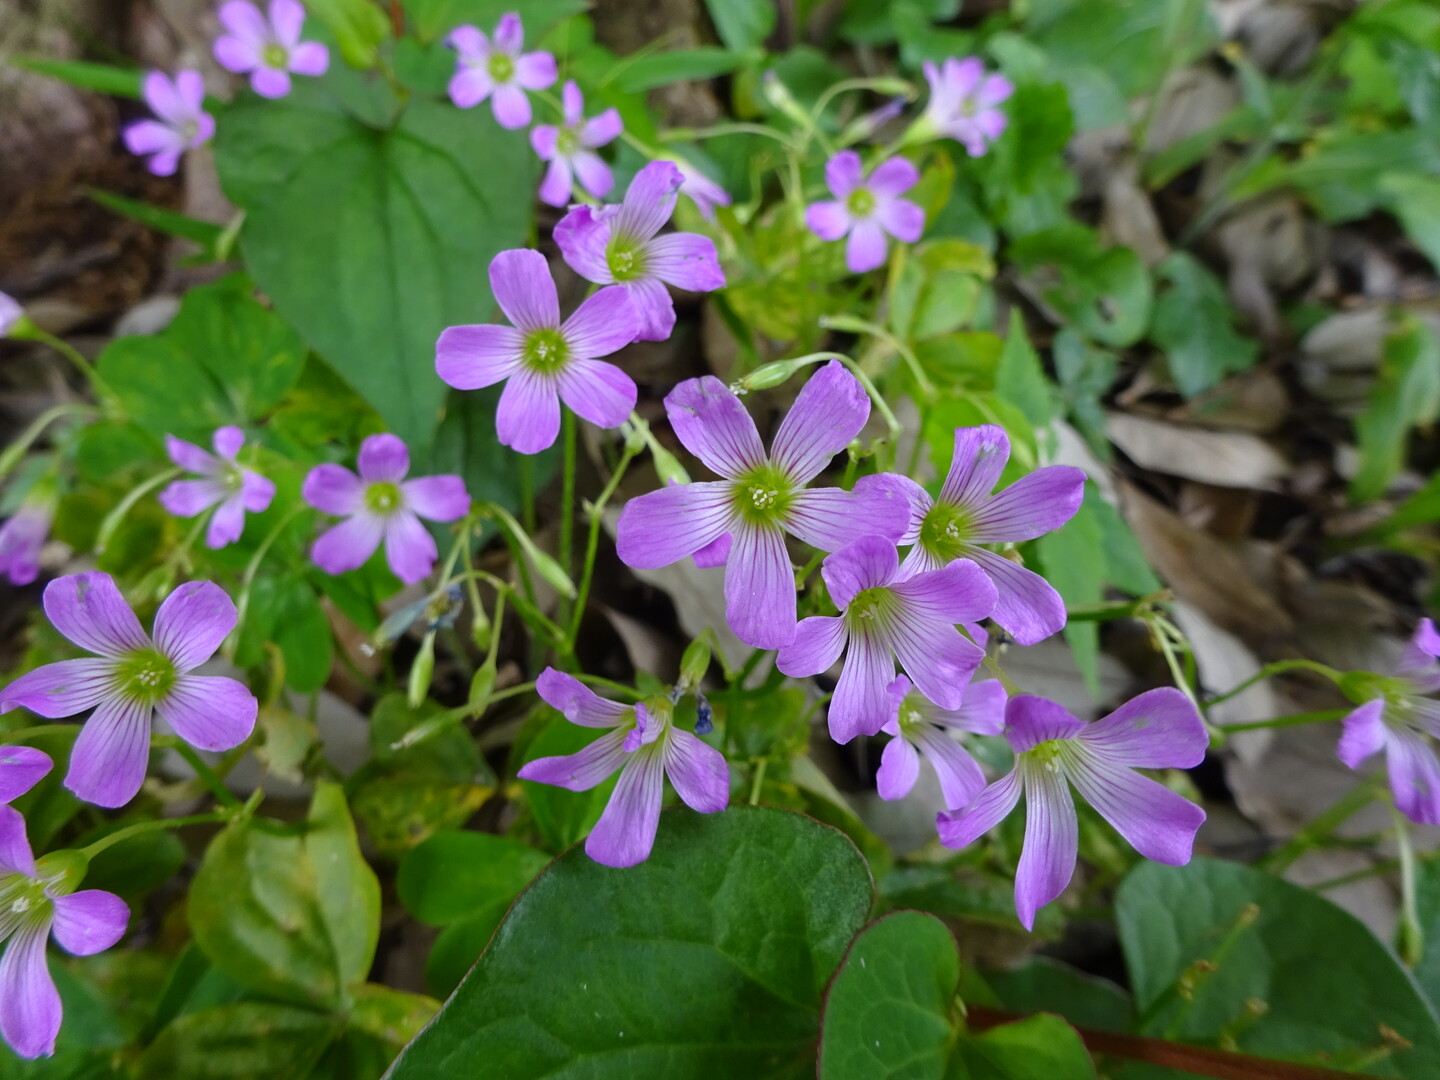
[734,357,818,393]
[468,660,496,717]
[407,632,436,708]
[679,634,713,691]
[650,442,691,487]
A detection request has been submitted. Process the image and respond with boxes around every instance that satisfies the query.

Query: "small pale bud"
[679,635,712,690]
[469,661,497,717]
[407,632,436,708]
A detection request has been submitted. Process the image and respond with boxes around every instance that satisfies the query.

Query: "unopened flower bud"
[679,634,713,690]
[469,660,496,717]
[407,632,436,708]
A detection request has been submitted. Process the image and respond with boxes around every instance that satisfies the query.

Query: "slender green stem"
[1203,658,1344,710]
[0,725,76,745]
[1394,803,1423,967]
[1260,778,1382,874]
[558,410,577,625]
[154,736,242,809]
[748,757,767,805]
[30,329,115,401]
[94,468,181,555]
[79,813,229,859]
[566,440,639,647]
[0,403,96,482]
[662,122,798,148]
[1213,707,1350,734]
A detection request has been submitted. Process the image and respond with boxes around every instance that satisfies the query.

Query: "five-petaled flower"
[0,805,129,1059]
[616,362,910,649]
[122,71,215,177]
[0,573,258,808]
[777,536,996,743]
[554,161,726,342]
[878,675,1006,809]
[805,151,925,274]
[303,434,470,585]
[531,80,622,207]
[1337,618,1440,825]
[937,689,1207,929]
[0,748,50,805]
[916,57,1013,157]
[0,292,22,337]
[159,426,275,550]
[435,249,641,454]
[517,668,729,867]
[894,425,1084,646]
[0,486,57,587]
[446,13,557,128]
[213,0,329,99]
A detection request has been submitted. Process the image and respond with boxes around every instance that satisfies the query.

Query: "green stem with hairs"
[1202,658,1344,710]
[153,736,242,809]
[78,812,229,860]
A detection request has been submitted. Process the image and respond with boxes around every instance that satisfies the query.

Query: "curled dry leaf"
[1107,411,1290,490]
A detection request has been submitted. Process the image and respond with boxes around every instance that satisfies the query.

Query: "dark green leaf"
[214,89,537,455]
[1117,857,1440,1075]
[12,56,143,98]
[1008,226,1152,348]
[134,1004,337,1080]
[1148,252,1259,398]
[705,0,776,52]
[952,1013,1096,1079]
[818,911,961,1079]
[387,807,873,1079]
[89,189,224,248]
[236,575,334,692]
[1036,490,1106,696]
[612,47,748,92]
[304,0,391,67]
[1379,172,1440,271]
[1351,314,1440,502]
[995,310,1056,429]
[986,957,1133,1033]
[398,830,550,925]
[189,782,379,1009]
[404,0,588,43]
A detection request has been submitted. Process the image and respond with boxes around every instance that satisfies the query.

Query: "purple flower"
[805,151,924,274]
[0,573,257,809]
[616,362,911,649]
[937,689,1207,930]
[213,0,328,98]
[673,158,731,221]
[894,425,1084,646]
[0,748,51,804]
[0,805,128,1059]
[158,426,275,550]
[516,668,729,867]
[777,536,996,743]
[446,13,557,128]
[1338,618,1440,825]
[554,161,726,342]
[435,250,641,454]
[0,292,22,336]
[530,81,622,207]
[919,57,1013,157]
[0,492,56,587]
[122,71,215,177]
[878,675,1006,809]
[303,434,470,585]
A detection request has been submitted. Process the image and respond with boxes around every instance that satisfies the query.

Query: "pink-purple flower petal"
[724,525,796,650]
[302,464,364,516]
[152,581,236,672]
[1014,764,1079,930]
[289,40,329,76]
[1066,753,1205,865]
[159,478,228,518]
[43,573,148,659]
[868,157,920,197]
[435,324,525,390]
[156,675,256,752]
[663,730,729,812]
[888,617,983,712]
[935,768,1023,849]
[647,233,725,292]
[1078,687,1208,769]
[383,512,439,584]
[1004,695,1087,752]
[536,668,634,727]
[0,659,117,720]
[1387,729,1440,825]
[961,548,1067,647]
[518,728,629,790]
[311,513,385,575]
[402,476,470,522]
[891,558,997,625]
[50,890,129,956]
[562,286,641,359]
[449,67,493,109]
[357,433,410,484]
[585,753,665,867]
[969,465,1086,543]
[845,221,889,273]
[877,733,921,800]
[911,725,988,809]
[820,535,899,609]
[0,805,36,876]
[828,631,896,743]
[1337,699,1387,769]
[770,361,872,483]
[805,201,850,241]
[663,376,766,480]
[824,151,864,199]
[776,615,848,679]
[490,84,532,128]
[490,249,560,333]
[616,482,735,569]
[0,747,50,804]
[65,695,152,808]
[557,360,638,431]
[615,161,682,243]
[939,425,1010,508]
[0,922,59,1059]
[496,371,561,455]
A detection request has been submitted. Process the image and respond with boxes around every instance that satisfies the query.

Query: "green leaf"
[386,807,873,1079]
[96,275,307,441]
[952,1014,1096,1079]
[12,56,143,97]
[612,47,748,92]
[189,782,380,1009]
[1378,172,1440,271]
[1148,252,1259,398]
[1413,855,1440,1005]
[1117,857,1440,1075]
[134,1004,338,1080]
[818,911,961,1078]
[303,0,391,67]
[89,189,225,249]
[705,0,776,52]
[517,709,617,851]
[995,310,1055,429]
[1036,490,1107,697]
[1051,329,1115,458]
[80,824,186,900]
[343,984,439,1066]
[1351,314,1440,502]
[404,0,587,43]
[1025,0,1216,98]
[398,830,550,926]
[986,957,1133,1033]
[214,88,537,455]
[236,575,334,692]
[1008,226,1152,348]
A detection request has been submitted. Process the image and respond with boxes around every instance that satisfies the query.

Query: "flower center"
[917,501,972,563]
[959,97,977,117]
[731,464,795,527]
[846,187,876,218]
[117,647,177,706]
[605,240,647,282]
[896,696,927,736]
[847,586,898,631]
[1027,739,1069,773]
[365,482,403,516]
[556,127,581,155]
[0,874,49,937]
[263,43,289,69]
[488,52,515,83]
[522,328,569,372]
[181,119,201,142]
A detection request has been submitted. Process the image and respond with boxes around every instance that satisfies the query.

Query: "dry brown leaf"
[1107,411,1289,489]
